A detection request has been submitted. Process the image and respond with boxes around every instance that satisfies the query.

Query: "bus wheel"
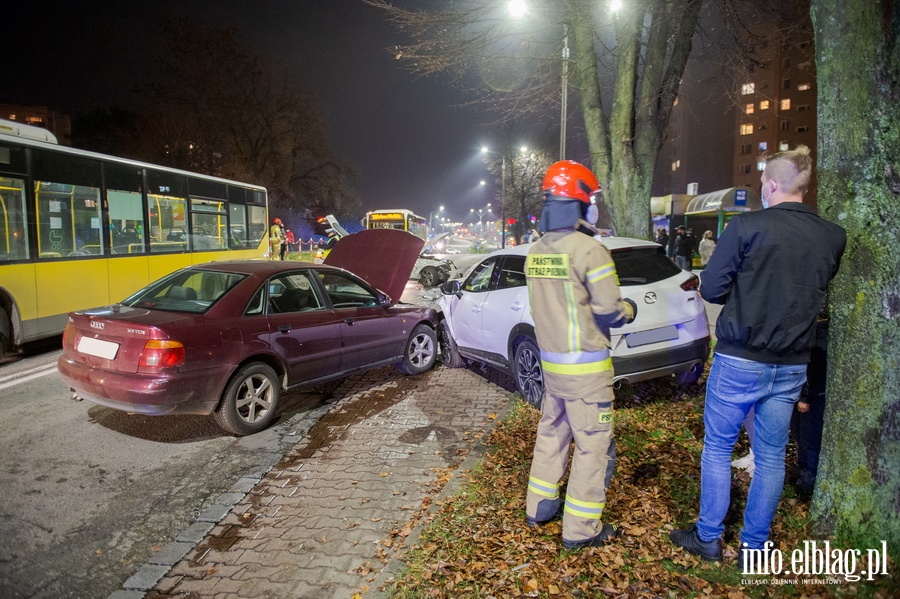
[0,306,11,357]
[419,266,438,288]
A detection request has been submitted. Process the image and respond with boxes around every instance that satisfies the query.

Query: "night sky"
[6,0,551,228]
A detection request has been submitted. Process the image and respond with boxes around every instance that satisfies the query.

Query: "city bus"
[361,209,427,241]
[0,119,268,355]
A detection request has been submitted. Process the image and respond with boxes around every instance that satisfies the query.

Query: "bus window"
[32,150,103,258]
[147,171,187,253]
[0,176,28,261]
[248,204,267,246]
[105,163,145,254]
[190,197,226,250]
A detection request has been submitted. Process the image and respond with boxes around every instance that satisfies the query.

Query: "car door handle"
[511,302,524,311]
[471,306,481,314]
[344,318,356,325]
[278,325,292,333]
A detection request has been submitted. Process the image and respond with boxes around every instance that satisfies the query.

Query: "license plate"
[76,336,120,360]
[625,325,679,348]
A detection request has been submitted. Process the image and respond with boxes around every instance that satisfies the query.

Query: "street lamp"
[428,205,444,232]
[481,146,528,248]
[508,2,568,160]
[469,204,492,234]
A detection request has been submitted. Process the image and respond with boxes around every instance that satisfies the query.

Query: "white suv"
[437,236,710,406]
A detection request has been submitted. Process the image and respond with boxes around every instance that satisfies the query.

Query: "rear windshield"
[122,269,247,313]
[612,246,682,286]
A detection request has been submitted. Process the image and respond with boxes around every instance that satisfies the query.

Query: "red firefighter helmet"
[542,160,600,204]
[273,217,282,224]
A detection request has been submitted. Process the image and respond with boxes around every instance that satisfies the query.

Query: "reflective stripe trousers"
[526,388,615,544]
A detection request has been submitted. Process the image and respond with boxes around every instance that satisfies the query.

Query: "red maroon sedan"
[58,230,438,435]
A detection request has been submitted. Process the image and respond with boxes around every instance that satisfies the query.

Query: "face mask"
[761,180,773,209]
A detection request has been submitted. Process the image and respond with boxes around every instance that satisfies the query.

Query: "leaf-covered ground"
[385,377,898,598]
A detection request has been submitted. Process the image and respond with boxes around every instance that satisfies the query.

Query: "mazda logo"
[90,321,104,330]
[644,292,657,304]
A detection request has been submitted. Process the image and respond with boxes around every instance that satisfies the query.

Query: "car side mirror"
[439,280,461,297]
[377,291,392,306]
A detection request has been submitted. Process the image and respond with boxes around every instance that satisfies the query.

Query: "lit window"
[25,116,44,124]
[759,100,770,110]
[740,124,754,135]
[757,161,766,171]
[779,141,789,151]
[759,142,768,151]
[8,114,15,119]
[798,83,811,91]
[745,103,755,114]
[671,161,678,172]
[741,83,755,95]
[781,98,791,110]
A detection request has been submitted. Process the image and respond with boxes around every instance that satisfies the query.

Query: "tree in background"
[93,23,360,221]
[810,0,899,561]
[367,0,703,238]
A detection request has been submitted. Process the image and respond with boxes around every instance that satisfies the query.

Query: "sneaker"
[669,523,723,561]
[731,449,755,470]
[562,524,619,550]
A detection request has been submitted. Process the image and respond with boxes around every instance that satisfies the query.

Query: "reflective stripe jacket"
[526,230,632,399]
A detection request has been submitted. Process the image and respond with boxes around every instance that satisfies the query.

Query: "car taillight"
[680,274,700,292]
[139,340,185,368]
[62,323,75,348]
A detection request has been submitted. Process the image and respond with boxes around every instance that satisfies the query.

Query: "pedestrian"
[672,226,692,270]
[669,145,846,570]
[524,160,635,550]
[270,217,285,260]
[285,229,295,256]
[698,230,716,266]
[654,227,669,250]
[792,308,830,500]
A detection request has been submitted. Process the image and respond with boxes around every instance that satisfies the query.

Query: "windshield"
[122,268,247,313]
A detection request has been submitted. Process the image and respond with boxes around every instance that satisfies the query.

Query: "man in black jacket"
[669,146,845,570]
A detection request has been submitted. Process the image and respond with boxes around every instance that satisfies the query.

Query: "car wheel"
[396,324,437,375]
[514,337,544,409]
[214,363,281,436]
[440,322,466,368]
[419,266,438,288]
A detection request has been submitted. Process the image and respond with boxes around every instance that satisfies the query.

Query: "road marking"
[0,364,59,391]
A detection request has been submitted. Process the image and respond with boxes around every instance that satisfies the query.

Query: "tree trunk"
[811,0,900,562]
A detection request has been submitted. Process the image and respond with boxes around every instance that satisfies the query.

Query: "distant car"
[437,236,710,407]
[445,248,462,255]
[58,230,439,435]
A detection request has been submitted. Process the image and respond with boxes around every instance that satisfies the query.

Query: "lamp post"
[469,204,492,235]
[482,146,529,248]
[428,205,444,232]
[508,1,568,160]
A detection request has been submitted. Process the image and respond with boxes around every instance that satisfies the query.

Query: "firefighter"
[270,217,285,260]
[524,160,635,550]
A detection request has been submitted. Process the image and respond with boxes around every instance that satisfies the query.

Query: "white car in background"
[437,236,710,407]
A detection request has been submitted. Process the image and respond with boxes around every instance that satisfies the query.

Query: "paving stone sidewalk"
[121,364,513,599]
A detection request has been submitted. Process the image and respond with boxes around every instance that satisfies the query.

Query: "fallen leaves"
[386,377,875,598]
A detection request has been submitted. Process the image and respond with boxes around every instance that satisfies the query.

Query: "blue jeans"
[697,353,807,549]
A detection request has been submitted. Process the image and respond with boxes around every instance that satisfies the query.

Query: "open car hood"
[324,229,425,302]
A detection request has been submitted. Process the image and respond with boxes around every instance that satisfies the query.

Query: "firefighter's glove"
[622,298,637,324]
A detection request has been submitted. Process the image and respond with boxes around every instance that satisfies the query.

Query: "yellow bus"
[0,119,268,355]
[361,209,428,241]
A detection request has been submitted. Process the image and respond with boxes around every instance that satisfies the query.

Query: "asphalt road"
[0,350,340,599]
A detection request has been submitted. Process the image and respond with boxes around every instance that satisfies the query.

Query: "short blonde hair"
[764,144,812,195]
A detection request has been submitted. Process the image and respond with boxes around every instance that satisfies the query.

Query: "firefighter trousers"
[526,390,615,544]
